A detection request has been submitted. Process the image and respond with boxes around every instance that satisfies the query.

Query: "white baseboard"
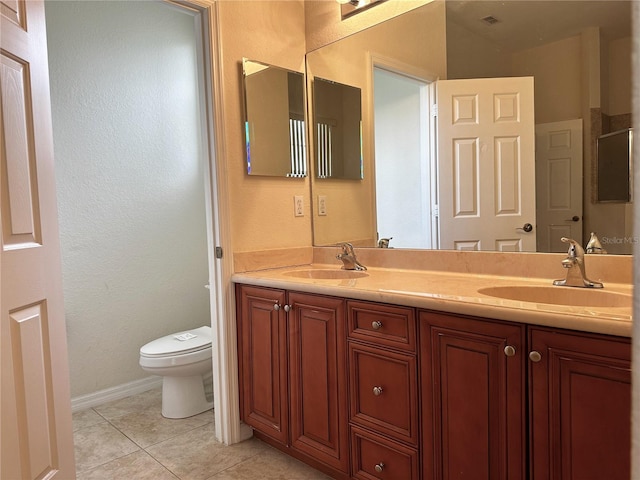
[71,376,163,412]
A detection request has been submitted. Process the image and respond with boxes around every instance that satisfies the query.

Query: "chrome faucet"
[553,237,603,288]
[585,232,607,254]
[336,242,367,271]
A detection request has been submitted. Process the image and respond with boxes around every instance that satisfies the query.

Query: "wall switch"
[318,195,327,216]
[294,195,304,217]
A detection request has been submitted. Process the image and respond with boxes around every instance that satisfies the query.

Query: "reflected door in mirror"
[436,77,536,252]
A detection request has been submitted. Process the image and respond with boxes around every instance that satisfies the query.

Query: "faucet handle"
[560,237,584,257]
[338,242,355,255]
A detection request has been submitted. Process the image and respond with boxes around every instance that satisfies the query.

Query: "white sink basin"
[285,269,369,280]
[478,285,631,308]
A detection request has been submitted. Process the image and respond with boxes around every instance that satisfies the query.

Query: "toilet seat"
[140,326,212,358]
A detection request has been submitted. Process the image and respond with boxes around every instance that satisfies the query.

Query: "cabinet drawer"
[351,425,419,480]
[347,301,416,352]
[349,343,418,445]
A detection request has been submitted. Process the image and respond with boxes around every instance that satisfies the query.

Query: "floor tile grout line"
[143,447,188,479]
[111,410,215,450]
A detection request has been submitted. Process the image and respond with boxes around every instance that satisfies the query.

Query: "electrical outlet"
[294,195,304,217]
[318,195,327,216]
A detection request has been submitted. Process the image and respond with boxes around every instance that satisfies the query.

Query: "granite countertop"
[232,264,633,337]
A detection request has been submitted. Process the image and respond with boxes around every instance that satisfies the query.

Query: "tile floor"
[73,388,331,479]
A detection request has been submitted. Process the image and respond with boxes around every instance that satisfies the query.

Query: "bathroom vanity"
[233,264,631,480]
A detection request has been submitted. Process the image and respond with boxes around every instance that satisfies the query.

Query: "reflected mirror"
[596,128,633,203]
[242,59,306,177]
[313,77,363,180]
[306,0,633,253]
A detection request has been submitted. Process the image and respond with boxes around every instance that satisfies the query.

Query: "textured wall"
[218,1,312,254]
[511,35,583,125]
[46,1,211,397]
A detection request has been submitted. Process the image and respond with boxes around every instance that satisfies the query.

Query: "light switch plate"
[318,195,327,216]
[294,195,304,217]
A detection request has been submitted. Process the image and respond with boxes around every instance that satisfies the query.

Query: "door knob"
[374,463,385,473]
[372,386,383,396]
[529,351,542,362]
[565,215,580,222]
[516,223,533,233]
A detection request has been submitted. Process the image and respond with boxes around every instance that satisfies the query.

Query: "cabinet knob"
[371,321,383,330]
[374,463,385,473]
[372,386,383,396]
[273,302,280,311]
[504,345,516,357]
[283,304,291,313]
[529,351,542,362]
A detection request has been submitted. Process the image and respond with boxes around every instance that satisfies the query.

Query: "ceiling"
[446,1,633,52]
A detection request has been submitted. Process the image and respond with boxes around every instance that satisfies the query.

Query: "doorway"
[45,0,223,433]
[373,67,433,249]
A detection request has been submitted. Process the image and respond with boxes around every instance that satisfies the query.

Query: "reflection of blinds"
[289,118,307,177]
[317,122,332,179]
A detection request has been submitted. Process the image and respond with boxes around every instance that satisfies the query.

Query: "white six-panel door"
[436,77,536,252]
[1,1,75,478]
[535,119,583,252]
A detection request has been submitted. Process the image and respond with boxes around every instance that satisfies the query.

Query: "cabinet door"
[529,327,631,480]
[288,292,349,473]
[237,285,288,443]
[420,311,526,480]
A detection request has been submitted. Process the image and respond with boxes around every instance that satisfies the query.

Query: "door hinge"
[432,104,438,117]
[215,246,223,259]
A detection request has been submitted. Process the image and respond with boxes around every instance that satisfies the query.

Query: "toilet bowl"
[139,325,213,419]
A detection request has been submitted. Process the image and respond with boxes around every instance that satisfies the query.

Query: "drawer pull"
[504,345,516,357]
[273,302,280,311]
[374,462,385,473]
[373,386,383,396]
[529,351,542,362]
[371,321,383,330]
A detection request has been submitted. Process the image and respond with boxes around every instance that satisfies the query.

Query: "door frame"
[166,0,249,445]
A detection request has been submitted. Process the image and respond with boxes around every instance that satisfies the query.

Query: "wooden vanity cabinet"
[238,284,632,480]
[236,285,349,476]
[347,301,420,480]
[419,310,527,480]
[528,327,631,480]
[420,311,632,480]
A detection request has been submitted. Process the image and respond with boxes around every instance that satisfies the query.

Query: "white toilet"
[139,325,213,419]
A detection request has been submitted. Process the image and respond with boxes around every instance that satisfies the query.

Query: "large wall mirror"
[306,0,633,254]
[242,59,306,177]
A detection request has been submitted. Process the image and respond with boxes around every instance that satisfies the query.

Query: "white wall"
[374,69,431,249]
[45,1,211,397]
